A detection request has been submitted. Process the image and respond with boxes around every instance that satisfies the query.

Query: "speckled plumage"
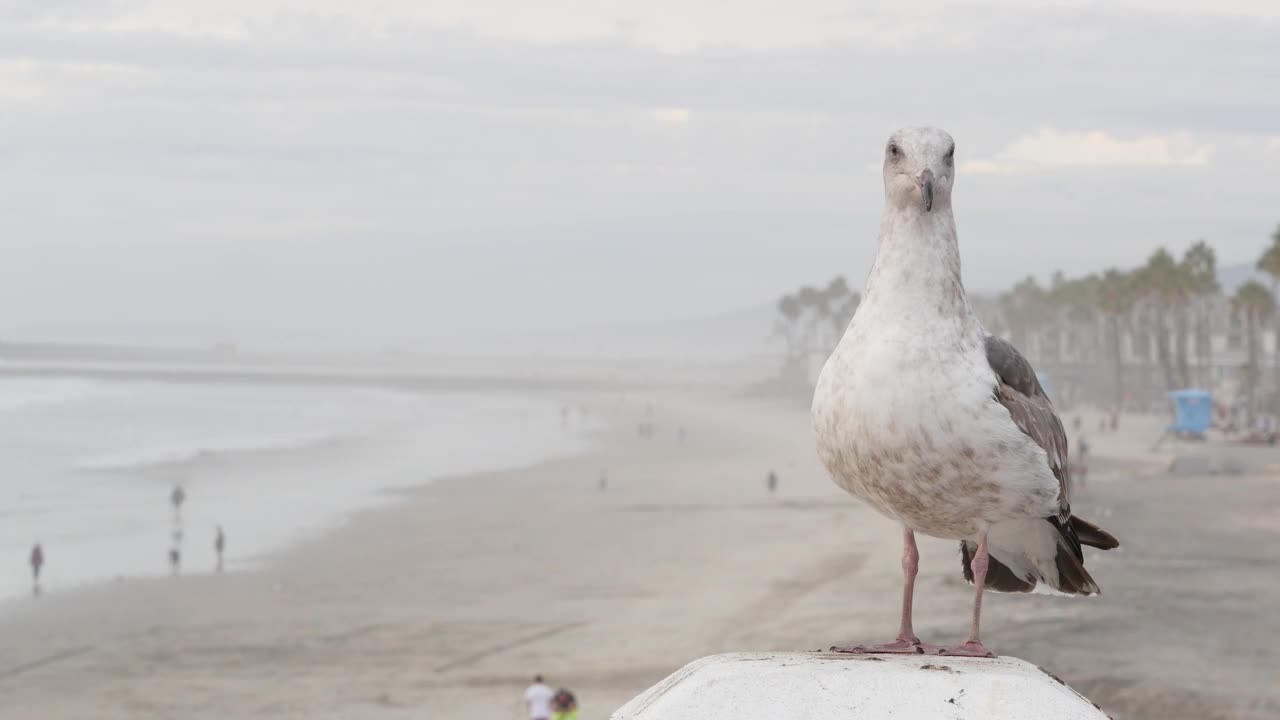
[812,128,1116,598]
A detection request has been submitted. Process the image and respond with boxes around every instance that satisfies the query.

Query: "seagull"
[811,127,1118,657]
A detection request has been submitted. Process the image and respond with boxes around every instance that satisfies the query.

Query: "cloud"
[651,107,690,125]
[962,129,1216,175]
[2,2,1280,347]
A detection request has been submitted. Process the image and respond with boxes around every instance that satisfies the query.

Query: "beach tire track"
[0,645,95,681]
[712,551,867,649]
[433,621,585,673]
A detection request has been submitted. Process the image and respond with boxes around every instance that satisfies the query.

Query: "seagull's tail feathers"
[960,515,1118,597]
[1069,515,1120,550]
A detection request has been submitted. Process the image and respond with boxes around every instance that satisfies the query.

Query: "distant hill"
[1218,261,1276,295]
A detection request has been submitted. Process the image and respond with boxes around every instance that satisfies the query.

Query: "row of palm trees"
[981,240,1222,407]
[982,227,1280,410]
[775,276,860,360]
[777,225,1280,412]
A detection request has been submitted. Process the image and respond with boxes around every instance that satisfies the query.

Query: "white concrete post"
[612,653,1108,720]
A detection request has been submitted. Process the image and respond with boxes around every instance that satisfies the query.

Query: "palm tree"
[1255,225,1280,402]
[775,294,803,357]
[823,277,852,347]
[997,276,1048,357]
[1045,273,1098,406]
[1232,281,1275,423]
[1070,274,1101,403]
[795,285,827,353]
[1097,268,1137,411]
[1181,240,1218,387]
[825,276,850,301]
[1042,271,1068,366]
[1133,248,1186,392]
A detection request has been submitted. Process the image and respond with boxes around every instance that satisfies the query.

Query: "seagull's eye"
[888,144,901,159]
[945,145,955,163]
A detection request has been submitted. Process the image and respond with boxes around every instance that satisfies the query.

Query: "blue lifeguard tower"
[1168,389,1213,439]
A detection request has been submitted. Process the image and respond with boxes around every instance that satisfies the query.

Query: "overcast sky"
[2,1,1278,350]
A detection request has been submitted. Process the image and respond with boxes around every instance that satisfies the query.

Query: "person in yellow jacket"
[551,687,578,720]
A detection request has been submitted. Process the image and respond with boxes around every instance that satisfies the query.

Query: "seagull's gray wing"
[983,335,1071,521]
[960,335,1119,595]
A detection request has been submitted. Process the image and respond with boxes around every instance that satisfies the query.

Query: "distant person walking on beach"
[171,484,186,522]
[551,687,579,720]
[215,526,226,573]
[524,675,554,720]
[30,543,44,595]
[169,547,181,575]
[599,471,607,493]
[767,470,778,495]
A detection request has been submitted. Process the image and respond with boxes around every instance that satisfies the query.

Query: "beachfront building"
[799,292,1280,414]
[979,293,1276,411]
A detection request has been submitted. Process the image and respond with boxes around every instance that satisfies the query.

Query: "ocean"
[0,376,598,601]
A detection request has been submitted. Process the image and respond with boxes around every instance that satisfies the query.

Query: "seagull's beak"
[917,169,935,212]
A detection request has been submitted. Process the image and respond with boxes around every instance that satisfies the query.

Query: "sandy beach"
[1,393,1278,719]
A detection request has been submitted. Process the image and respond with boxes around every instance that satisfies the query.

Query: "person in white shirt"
[524,675,554,720]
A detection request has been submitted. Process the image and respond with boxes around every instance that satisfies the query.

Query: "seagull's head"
[882,127,956,214]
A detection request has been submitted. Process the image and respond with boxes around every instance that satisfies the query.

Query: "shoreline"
[2,399,1278,719]
[0,382,611,605]
[0,362,639,395]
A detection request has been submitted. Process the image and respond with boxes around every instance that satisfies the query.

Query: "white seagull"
[811,127,1118,657]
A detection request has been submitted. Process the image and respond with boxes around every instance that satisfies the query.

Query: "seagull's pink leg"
[832,528,939,654]
[941,529,995,657]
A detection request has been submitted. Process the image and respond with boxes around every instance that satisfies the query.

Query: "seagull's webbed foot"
[938,641,995,658]
[830,638,942,655]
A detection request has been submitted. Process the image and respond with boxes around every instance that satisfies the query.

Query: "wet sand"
[0,397,1277,719]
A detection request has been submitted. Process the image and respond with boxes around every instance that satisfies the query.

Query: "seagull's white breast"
[812,305,1060,540]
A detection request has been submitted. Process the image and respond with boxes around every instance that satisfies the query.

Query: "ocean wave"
[0,378,113,413]
[75,432,352,474]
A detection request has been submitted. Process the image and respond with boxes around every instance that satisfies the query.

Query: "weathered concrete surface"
[612,653,1109,720]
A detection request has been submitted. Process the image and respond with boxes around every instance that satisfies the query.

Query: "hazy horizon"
[3,1,1279,352]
